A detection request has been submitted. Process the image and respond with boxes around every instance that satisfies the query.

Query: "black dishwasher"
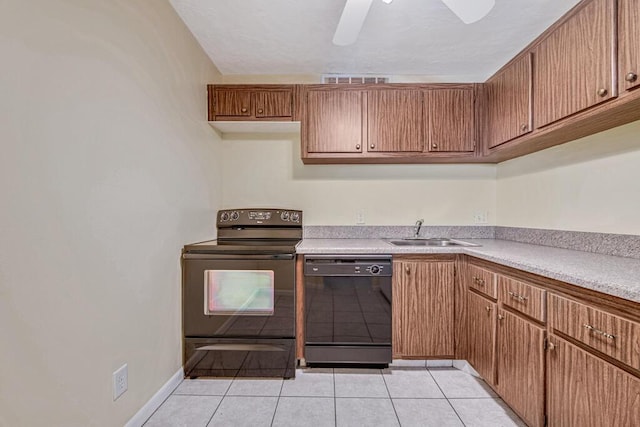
[303,255,392,366]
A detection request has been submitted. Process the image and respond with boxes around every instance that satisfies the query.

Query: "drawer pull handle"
[473,276,485,286]
[508,291,528,302]
[583,324,615,340]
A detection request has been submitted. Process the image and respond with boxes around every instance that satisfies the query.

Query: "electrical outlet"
[356,210,366,225]
[113,364,128,401]
[473,211,489,224]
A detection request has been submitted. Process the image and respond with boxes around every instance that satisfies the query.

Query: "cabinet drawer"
[467,264,497,298]
[549,294,640,370]
[498,276,546,322]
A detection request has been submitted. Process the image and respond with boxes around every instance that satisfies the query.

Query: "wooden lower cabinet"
[547,335,640,427]
[496,309,545,427]
[462,257,640,426]
[466,290,496,384]
[392,258,455,358]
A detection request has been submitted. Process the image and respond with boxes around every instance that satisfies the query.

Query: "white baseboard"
[125,367,184,427]
[452,360,481,377]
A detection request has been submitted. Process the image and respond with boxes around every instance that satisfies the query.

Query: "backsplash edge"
[303,226,640,259]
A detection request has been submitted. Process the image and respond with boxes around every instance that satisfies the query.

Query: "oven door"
[182,253,295,338]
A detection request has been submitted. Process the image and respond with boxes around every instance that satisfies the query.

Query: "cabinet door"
[214,89,252,118]
[392,261,454,357]
[305,90,363,153]
[255,90,292,118]
[547,336,640,426]
[486,54,532,148]
[466,290,496,384]
[619,0,640,92]
[496,310,545,427]
[534,0,616,128]
[367,90,423,152]
[426,89,475,152]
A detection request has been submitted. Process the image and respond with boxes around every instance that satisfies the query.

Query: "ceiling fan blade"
[441,0,495,24]
[333,0,374,46]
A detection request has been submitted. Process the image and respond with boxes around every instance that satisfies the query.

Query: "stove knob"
[290,212,300,222]
[281,211,290,221]
[369,265,381,275]
[231,211,240,221]
[220,212,230,221]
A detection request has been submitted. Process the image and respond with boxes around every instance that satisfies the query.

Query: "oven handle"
[183,253,295,261]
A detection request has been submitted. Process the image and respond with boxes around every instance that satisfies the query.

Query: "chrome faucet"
[413,219,424,238]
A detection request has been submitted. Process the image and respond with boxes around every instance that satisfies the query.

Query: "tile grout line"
[380,368,402,426]
[269,379,286,427]
[333,368,337,427]
[204,395,225,427]
[205,379,234,426]
[425,368,468,427]
[141,378,186,425]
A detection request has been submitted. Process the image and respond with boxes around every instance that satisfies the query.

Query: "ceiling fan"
[333,0,496,46]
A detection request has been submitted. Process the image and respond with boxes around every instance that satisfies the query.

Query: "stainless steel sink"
[386,238,480,247]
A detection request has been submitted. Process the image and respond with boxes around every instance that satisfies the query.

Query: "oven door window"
[205,270,274,316]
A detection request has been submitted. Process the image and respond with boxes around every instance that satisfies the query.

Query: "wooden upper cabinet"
[534,0,616,128]
[254,90,293,118]
[425,88,475,152]
[208,85,294,121]
[619,0,640,92]
[305,89,363,153]
[367,90,423,152]
[392,259,455,358]
[486,54,533,149]
[213,89,252,118]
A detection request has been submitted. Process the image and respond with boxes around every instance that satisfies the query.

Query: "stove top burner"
[183,208,303,255]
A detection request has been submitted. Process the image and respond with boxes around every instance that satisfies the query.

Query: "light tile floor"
[144,365,526,427]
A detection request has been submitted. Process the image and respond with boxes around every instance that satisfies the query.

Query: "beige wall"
[496,120,640,235]
[221,135,497,225]
[0,1,221,426]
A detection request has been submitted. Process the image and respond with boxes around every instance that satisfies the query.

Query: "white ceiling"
[169,0,581,81]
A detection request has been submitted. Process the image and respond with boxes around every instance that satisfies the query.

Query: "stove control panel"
[217,208,303,226]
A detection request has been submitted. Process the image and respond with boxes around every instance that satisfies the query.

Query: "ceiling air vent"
[323,75,388,84]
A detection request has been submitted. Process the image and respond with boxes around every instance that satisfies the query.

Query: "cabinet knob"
[498,314,504,321]
[508,291,528,302]
[548,341,556,351]
[355,144,361,150]
[370,144,375,149]
[241,107,248,113]
[473,276,485,286]
[520,124,528,132]
[626,72,638,83]
[257,108,264,114]
[405,265,410,274]
[432,143,438,149]
[597,88,608,97]
[485,306,492,312]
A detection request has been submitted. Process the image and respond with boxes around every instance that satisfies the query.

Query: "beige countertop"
[296,238,640,303]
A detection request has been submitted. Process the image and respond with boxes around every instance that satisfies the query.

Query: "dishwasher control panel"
[304,255,392,277]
